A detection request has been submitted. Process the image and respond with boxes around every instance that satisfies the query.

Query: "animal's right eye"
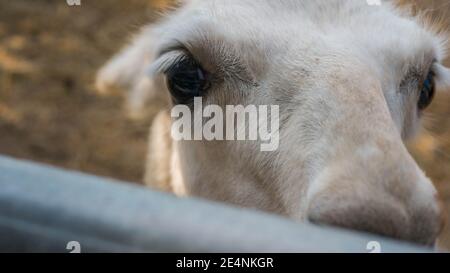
[165,55,210,104]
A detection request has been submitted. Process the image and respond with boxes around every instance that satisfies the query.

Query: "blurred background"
[0,0,449,248]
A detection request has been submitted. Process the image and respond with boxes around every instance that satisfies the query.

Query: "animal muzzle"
[306,139,444,246]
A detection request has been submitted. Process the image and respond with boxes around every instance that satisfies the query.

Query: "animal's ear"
[434,63,450,93]
[96,25,154,95]
[95,26,169,119]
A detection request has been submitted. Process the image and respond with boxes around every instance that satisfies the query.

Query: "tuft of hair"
[394,0,450,60]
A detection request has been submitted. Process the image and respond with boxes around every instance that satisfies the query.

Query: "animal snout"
[306,148,444,245]
[307,193,443,245]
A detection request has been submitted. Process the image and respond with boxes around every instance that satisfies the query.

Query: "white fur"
[97,0,450,245]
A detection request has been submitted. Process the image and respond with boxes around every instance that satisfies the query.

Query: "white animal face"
[97,0,450,245]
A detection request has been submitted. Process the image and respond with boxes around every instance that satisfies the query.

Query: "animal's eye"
[165,55,209,104]
[418,71,435,111]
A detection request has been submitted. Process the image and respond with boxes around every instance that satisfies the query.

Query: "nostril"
[306,166,442,245]
[408,202,444,246]
[409,193,448,246]
[307,194,412,242]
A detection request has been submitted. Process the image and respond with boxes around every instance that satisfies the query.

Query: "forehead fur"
[153,0,447,82]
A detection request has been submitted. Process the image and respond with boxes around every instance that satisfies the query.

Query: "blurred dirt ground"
[1,0,450,248]
[0,0,166,182]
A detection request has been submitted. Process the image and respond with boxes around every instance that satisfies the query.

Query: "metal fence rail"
[0,155,431,253]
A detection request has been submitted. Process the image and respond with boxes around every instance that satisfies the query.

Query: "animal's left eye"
[418,71,435,111]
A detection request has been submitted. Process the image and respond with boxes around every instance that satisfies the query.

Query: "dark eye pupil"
[166,56,208,104]
[418,71,435,110]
